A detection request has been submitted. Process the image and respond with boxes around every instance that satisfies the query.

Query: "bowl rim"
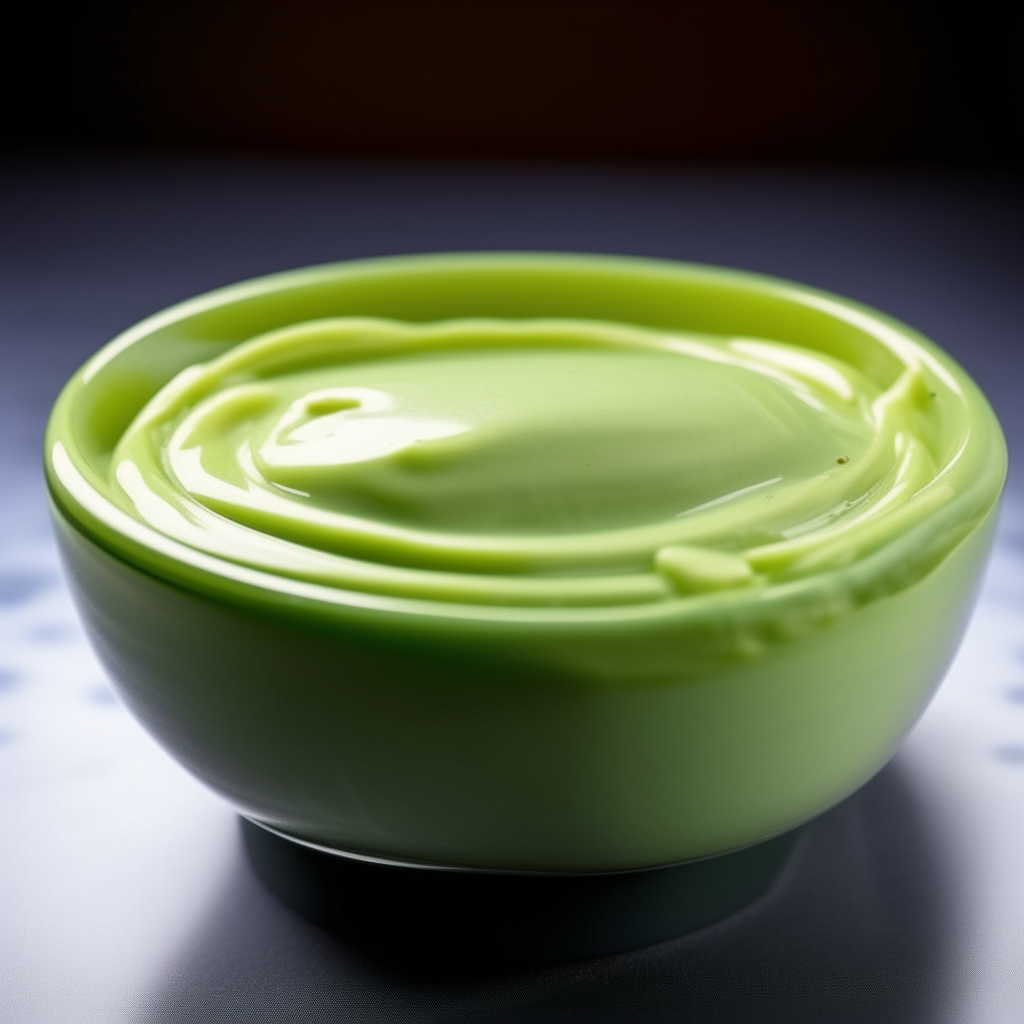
[44,251,1008,634]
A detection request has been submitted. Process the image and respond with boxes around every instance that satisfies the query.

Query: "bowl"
[45,253,1006,874]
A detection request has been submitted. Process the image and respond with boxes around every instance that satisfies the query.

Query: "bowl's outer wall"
[54,501,998,872]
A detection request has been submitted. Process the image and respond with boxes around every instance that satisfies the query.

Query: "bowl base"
[241,818,799,965]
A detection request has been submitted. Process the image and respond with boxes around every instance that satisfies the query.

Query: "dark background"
[2,0,1021,166]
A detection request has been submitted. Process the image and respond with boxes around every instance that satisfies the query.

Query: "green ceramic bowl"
[45,253,1006,872]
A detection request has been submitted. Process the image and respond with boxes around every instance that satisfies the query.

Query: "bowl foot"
[241,818,799,965]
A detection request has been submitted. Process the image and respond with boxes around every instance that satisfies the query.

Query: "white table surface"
[1,157,1021,1023]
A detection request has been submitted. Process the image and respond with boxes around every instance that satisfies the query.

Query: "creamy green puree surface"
[100,316,961,610]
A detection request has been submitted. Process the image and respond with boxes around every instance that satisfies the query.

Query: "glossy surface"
[44,254,1007,870]
[107,314,934,607]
